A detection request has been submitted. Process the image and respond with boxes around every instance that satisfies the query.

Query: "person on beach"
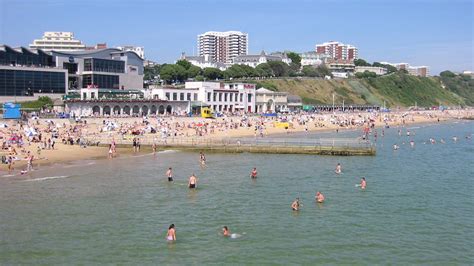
[166,167,173,182]
[316,192,325,203]
[360,177,367,189]
[188,173,197,189]
[167,224,176,241]
[132,138,137,152]
[335,163,342,174]
[108,144,113,159]
[222,226,230,237]
[291,198,300,211]
[250,167,258,179]
[152,142,157,154]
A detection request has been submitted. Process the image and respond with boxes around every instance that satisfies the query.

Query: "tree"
[159,64,187,84]
[355,70,377,79]
[187,65,202,79]
[302,65,318,77]
[440,70,456,78]
[268,61,289,77]
[224,64,246,79]
[314,65,332,78]
[203,67,223,80]
[372,62,383,67]
[255,63,273,77]
[385,65,397,73]
[176,59,192,70]
[354,59,371,66]
[286,52,301,67]
[144,64,161,83]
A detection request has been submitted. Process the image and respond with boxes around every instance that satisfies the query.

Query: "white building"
[197,31,248,64]
[300,51,328,66]
[118,45,145,59]
[148,81,256,113]
[381,62,429,77]
[355,66,388,75]
[29,32,86,51]
[179,53,227,70]
[255,88,288,113]
[233,51,291,68]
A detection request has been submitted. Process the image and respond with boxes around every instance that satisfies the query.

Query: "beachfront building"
[29,32,86,52]
[232,51,291,68]
[255,88,288,113]
[50,48,144,91]
[300,51,329,66]
[117,46,145,59]
[197,31,248,64]
[0,45,68,101]
[355,66,388,75]
[316,41,358,61]
[64,88,188,117]
[148,81,257,113]
[179,53,227,71]
[287,95,303,111]
[326,59,356,78]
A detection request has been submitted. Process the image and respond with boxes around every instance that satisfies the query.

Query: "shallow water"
[0,121,473,264]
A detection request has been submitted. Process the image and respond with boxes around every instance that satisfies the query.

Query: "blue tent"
[3,103,21,119]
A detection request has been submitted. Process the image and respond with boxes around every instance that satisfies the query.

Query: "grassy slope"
[255,73,471,107]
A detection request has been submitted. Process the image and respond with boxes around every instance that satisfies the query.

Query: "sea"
[0,121,472,264]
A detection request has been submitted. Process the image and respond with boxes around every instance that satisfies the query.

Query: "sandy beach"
[1,108,472,175]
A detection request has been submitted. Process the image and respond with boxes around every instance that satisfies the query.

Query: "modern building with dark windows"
[0,45,144,101]
[0,45,67,98]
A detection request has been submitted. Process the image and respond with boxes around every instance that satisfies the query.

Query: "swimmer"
[199,152,206,165]
[452,136,458,142]
[166,224,176,241]
[291,198,300,211]
[410,140,415,147]
[250,167,258,179]
[393,144,399,150]
[166,167,173,182]
[440,138,445,144]
[430,138,436,144]
[360,177,366,189]
[188,173,197,189]
[335,163,342,174]
[222,226,230,237]
[316,191,325,203]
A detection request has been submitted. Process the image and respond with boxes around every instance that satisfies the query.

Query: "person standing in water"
[166,167,173,182]
[316,191,325,203]
[335,163,342,174]
[250,167,258,179]
[188,173,198,189]
[291,198,300,211]
[360,177,367,190]
[166,224,176,241]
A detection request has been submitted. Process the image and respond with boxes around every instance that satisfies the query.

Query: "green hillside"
[254,72,472,107]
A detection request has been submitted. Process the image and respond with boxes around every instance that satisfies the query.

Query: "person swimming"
[335,163,342,174]
[188,173,197,189]
[393,144,399,150]
[222,226,230,237]
[291,198,300,211]
[250,167,258,179]
[166,167,173,182]
[316,191,325,203]
[360,177,367,189]
[410,140,415,147]
[167,224,176,241]
[199,152,206,164]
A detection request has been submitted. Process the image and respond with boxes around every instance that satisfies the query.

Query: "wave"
[22,175,70,182]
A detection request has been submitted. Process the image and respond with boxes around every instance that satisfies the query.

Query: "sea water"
[0,121,472,264]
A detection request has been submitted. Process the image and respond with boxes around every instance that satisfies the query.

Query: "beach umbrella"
[0,124,8,128]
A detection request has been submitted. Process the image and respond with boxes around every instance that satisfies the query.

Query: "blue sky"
[0,0,472,74]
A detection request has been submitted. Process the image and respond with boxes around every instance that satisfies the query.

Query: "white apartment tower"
[29,32,86,51]
[197,31,248,64]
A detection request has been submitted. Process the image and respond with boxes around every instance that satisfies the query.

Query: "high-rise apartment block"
[197,31,248,64]
[29,32,86,51]
[315,41,358,61]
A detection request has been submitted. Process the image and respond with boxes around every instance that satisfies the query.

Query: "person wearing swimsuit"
[167,224,176,241]
[250,167,257,179]
[188,173,197,189]
[166,167,173,182]
[291,198,300,211]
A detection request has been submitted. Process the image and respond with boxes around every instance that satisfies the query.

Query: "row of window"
[165,92,198,101]
[84,58,125,73]
[0,69,66,96]
[0,48,54,67]
[82,74,119,89]
[207,92,251,103]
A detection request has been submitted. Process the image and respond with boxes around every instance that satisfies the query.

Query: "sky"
[0,0,472,74]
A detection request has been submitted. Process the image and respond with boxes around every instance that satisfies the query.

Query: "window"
[248,94,252,102]
[224,93,228,102]
[82,74,119,89]
[165,92,170,100]
[91,92,95,99]
[180,93,184,101]
[0,69,66,96]
[218,93,222,102]
[187,93,191,101]
[173,93,177,100]
[194,93,198,101]
[207,92,211,102]
[240,93,243,102]
[229,93,233,102]
[213,93,217,101]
